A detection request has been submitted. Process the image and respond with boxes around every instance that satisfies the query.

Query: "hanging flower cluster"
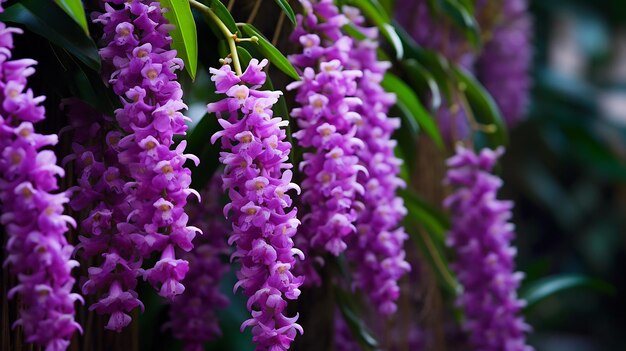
[94,0,199,306]
[169,175,230,351]
[208,58,304,351]
[444,146,532,351]
[288,0,365,270]
[0,22,81,351]
[342,6,411,316]
[476,0,532,126]
[62,99,143,332]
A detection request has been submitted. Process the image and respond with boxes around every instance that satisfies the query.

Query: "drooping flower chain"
[94,0,200,304]
[169,175,230,351]
[342,6,411,316]
[288,0,365,271]
[0,22,81,351]
[63,99,143,332]
[208,59,304,351]
[444,146,532,351]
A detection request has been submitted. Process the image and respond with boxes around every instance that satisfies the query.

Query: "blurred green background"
[503,1,626,349]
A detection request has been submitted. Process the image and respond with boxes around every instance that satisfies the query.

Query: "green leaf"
[453,66,508,147]
[53,0,89,35]
[391,104,418,170]
[402,189,452,292]
[346,0,403,59]
[204,0,238,34]
[381,73,444,149]
[0,0,100,70]
[381,23,404,60]
[160,0,198,80]
[401,58,442,111]
[236,45,253,67]
[335,288,380,351]
[239,24,300,81]
[439,0,480,48]
[401,189,450,241]
[272,0,296,25]
[521,274,615,311]
[402,190,457,295]
[394,22,454,102]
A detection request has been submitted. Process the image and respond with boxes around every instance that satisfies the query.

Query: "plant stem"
[189,0,243,75]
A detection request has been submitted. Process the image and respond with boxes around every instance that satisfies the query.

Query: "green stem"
[189,0,243,75]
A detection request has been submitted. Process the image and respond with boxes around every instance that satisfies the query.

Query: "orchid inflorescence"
[0,0,534,350]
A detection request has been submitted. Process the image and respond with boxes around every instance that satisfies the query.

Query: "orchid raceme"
[168,175,230,351]
[445,146,532,351]
[63,99,144,332]
[208,58,304,351]
[0,0,574,349]
[0,20,81,351]
[94,0,200,309]
[288,0,365,284]
[342,6,411,316]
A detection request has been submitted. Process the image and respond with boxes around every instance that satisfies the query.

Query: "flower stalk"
[189,0,243,75]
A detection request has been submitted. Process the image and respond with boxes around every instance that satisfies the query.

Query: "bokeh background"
[502,1,626,349]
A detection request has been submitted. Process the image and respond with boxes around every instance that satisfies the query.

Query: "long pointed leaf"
[382,73,444,149]
[521,274,615,311]
[160,0,198,80]
[240,24,300,80]
[439,0,480,48]
[53,0,89,34]
[272,0,296,24]
[346,0,403,59]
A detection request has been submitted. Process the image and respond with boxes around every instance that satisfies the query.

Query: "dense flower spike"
[93,0,199,304]
[476,0,532,126]
[342,7,411,315]
[63,100,143,332]
[208,59,303,351]
[0,22,81,351]
[168,175,230,351]
[444,146,532,351]
[288,0,365,272]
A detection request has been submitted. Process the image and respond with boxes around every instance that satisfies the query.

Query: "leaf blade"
[382,73,444,149]
[240,24,300,80]
[521,274,615,311]
[160,0,198,80]
[346,0,403,59]
[53,0,89,34]
[439,0,480,48]
[272,0,296,24]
